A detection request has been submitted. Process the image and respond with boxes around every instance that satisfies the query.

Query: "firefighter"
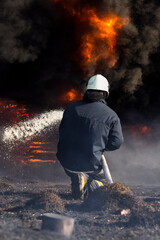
[56,74,124,199]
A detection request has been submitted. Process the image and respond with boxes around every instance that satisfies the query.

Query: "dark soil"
[0,178,160,240]
[82,183,160,227]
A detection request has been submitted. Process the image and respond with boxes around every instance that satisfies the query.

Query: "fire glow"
[19,141,58,165]
[28,159,56,163]
[0,99,30,123]
[81,12,129,69]
[126,125,152,137]
[52,0,129,71]
[61,89,81,102]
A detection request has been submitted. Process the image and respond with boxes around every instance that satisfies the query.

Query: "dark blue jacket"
[56,99,124,172]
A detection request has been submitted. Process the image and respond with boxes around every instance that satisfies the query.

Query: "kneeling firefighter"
[56,74,124,199]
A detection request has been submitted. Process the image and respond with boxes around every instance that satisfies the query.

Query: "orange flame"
[0,98,30,123]
[61,88,81,102]
[80,12,129,70]
[20,140,58,165]
[28,159,56,163]
[52,1,129,71]
[31,150,56,154]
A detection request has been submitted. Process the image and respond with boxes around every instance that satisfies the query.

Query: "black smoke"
[0,0,80,107]
[0,0,160,117]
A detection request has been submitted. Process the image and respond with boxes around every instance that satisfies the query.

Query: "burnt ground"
[0,178,160,240]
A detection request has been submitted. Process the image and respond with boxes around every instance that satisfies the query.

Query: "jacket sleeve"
[105,117,124,151]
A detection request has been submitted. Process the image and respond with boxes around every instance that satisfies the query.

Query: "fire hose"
[101,154,113,184]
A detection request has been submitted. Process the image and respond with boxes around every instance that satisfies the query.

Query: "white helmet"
[86,74,109,95]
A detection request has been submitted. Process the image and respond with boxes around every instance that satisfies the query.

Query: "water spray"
[2,110,64,143]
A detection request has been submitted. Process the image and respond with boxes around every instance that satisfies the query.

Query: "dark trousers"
[65,168,107,199]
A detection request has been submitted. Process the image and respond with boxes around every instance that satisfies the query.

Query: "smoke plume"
[107,121,160,186]
[0,0,160,115]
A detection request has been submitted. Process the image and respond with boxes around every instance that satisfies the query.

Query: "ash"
[0,178,160,240]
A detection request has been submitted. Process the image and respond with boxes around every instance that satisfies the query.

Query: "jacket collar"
[98,99,107,105]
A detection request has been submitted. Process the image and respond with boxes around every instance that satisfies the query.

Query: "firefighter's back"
[57,99,120,172]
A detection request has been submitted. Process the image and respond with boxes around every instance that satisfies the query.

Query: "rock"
[41,213,74,237]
